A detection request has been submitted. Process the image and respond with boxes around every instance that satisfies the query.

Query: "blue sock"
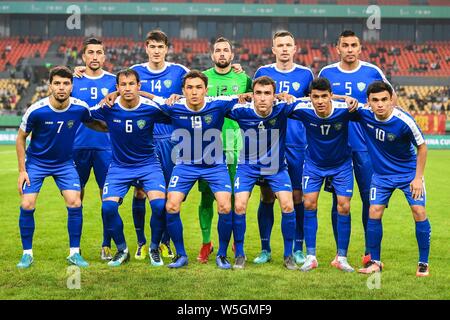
[257,201,274,252]
[361,191,370,255]
[102,201,127,251]
[166,212,186,256]
[281,211,296,257]
[217,212,233,257]
[415,219,431,264]
[19,207,35,250]
[149,198,166,250]
[161,231,170,245]
[304,209,318,256]
[367,218,382,262]
[331,192,338,250]
[232,212,246,257]
[101,207,112,248]
[132,197,146,245]
[67,207,83,248]
[337,213,351,257]
[294,203,304,252]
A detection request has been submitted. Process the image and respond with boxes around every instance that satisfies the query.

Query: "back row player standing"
[197,37,252,263]
[72,38,116,261]
[253,31,313,265]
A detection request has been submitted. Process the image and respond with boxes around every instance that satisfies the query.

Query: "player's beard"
[53,93,69,104]
[214,60,231,69]
[88,63,101,72]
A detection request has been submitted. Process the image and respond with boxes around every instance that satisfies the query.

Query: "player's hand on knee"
[17,171,30,195]
[410,177,424,200]
[73,66,86,78]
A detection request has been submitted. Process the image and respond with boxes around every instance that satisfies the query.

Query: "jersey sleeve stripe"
[395,111,425,146]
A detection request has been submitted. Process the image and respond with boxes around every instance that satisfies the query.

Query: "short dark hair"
[211,37,233,52]
[145,30,169,46]
[116,68,140,85]
[82,37,103,54]
[309,77,332,93]
[49,66,73,83]
[337,30,360,45]
[273,30,295,41]
[366,81,393,98]
[252,76,276,93]
[182,70,208,88]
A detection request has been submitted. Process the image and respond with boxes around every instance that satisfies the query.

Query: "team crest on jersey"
[204,114,213,124]
[292,82,300,91]
[232,85,239,93]
[269,118,277,126]
[357,82,366,92]
[67,120,75,129]
[101,88,109,97]
[387,133,396,141]
[137,120,146,129]
[163,80,172,88]
[334,122,343,131]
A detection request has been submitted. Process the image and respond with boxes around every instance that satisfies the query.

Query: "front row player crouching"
[16,66,108,269]
[355,81,431,277]
[90,69,169,267]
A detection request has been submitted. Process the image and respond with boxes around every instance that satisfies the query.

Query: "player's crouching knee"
[234,202,247,215]
[303,199,317,211]
[66,199,82,208]
[412,205,427,221]
[165,202,180,214]
[21,201,36,211]
[280,202,294,213]
[337,202,350,215]
[218,203,231,214]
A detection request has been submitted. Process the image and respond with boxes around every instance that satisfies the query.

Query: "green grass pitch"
[1,145,449,299]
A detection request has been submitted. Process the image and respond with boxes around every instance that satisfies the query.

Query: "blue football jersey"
[289,100,356,169]
[254,63,313,149]
[227,101,296,170]
[72,71,116,150]
[131,62,189,139]
[90,97,169,167]
[153,96,238,166]
[20,97,92,167]
[355,105,425,176]
[318,60,392,152]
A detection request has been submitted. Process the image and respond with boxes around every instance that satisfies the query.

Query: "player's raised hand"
[345,96,359,112]
[275,92,295,104]
[166,94,182,106]
[73,66,86,78]
[231,63,244,74]
[17,171,30,195]
[410,177,424,200]
[238,93,253,103]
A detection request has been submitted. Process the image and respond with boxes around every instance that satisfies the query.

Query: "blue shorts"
[23,161,81,194]
[286,147,305,190]
[369,173,426,207]
[302,159,354,197]
[73,149,112,189]
[102,163,166,200]
[324,150,373,194]
[168,163,232,195]
[234,164,292,194]
[154,137,176,186]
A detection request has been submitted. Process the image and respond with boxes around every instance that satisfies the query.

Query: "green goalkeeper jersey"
[202,68,252,164]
